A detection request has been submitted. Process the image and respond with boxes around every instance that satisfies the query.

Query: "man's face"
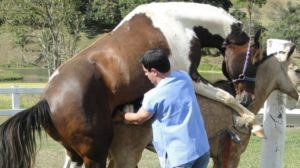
[142,66,157,85]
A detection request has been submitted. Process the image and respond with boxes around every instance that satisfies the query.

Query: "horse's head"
[223,29,264,106]
[256,43,298,100]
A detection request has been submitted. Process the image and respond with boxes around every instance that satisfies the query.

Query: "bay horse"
[222,33,299,167]
[0,2,254,168]
[105,37,299,168]
[223,29,299,114]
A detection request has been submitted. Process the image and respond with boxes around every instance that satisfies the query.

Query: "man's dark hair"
[140,48,170,73]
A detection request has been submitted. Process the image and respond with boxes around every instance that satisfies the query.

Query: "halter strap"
[231,0,255,84]
[231,41,255,83]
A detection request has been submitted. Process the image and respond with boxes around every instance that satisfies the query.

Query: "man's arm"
[124,107,153,125]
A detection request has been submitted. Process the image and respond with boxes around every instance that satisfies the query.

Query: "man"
[120,48,210,168]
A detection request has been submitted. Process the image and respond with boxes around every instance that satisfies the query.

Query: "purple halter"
[231,40,256,83]
[231,0,256,83]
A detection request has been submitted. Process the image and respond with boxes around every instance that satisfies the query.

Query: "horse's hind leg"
[63,149,83,168]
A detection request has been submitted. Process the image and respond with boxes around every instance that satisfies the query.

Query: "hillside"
[0,0,298,66]
[0,30,104,66]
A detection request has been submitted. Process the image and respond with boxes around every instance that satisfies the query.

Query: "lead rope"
[231,0,254,83]
[241,0,254,77]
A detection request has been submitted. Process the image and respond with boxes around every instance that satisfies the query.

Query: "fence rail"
[1,86,300,126]
[0,86,43,116]
[257,109,300,126]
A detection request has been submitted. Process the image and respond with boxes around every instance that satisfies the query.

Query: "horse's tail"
[0,99,53,168]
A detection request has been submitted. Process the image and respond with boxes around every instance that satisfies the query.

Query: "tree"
[231,0,267,33]
[0,0,84,76]
[267,2,300,50]
[85,0,236,32]
[192,0,233,11]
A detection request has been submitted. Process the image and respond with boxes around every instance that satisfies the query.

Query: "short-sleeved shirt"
[142,70,210,167]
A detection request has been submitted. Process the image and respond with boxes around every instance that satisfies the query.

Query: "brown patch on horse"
[42,13,171,167]
[188,37,204,83]
[87,14,170,107]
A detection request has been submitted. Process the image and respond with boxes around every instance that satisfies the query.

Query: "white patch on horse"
[63,154,81,168]
[49,77,83,113]
[114,2,239,71]
[113,2,256,124]
[49,69,60,82]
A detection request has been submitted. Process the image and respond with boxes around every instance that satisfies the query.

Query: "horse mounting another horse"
[107,31,299,168]
[0,2,256,168]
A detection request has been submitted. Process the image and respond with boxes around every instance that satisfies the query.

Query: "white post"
[260,91,286,168]
[11,85,20,110]
[260,39,292,168]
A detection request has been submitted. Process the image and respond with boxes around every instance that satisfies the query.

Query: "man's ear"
[151,68,157,74]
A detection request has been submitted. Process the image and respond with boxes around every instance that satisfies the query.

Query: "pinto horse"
[0,2,254,168]
[106,37,299,168]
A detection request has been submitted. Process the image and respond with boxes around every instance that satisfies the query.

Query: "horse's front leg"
[63,149,83,168]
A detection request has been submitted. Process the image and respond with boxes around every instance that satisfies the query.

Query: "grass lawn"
[0,82,45,109]
[0,114,299,168]
[0,82,299,167]
[36,127,300,168]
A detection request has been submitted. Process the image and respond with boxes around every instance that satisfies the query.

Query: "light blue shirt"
[143,70,210,167]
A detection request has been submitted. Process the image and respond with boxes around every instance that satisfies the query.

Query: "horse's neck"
[248,58,279,114]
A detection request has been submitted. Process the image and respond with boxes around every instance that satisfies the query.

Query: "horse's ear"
[253,28,267,47]
[275,43,296,62]
[286,44,296,60]
[254,29,262,47]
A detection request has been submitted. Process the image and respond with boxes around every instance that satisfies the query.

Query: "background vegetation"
[0,87,299,168]
[0,1,299,167]
[0,117,299,168]
[0,0,299,81]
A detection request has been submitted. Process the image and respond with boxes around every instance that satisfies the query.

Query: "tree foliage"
[7,0,294,73]
[84,0,234,31]
[267,2,300,50]
[0,0,84,75]
[231,0,267,34]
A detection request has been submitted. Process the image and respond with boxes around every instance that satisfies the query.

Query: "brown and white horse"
[0,2,253,168]
[106,37,299,168]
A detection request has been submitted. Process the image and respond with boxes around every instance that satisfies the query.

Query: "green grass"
[0,82,46,109]
[0,69,23,81]
[0,114,299,168]
[37,127,300,168]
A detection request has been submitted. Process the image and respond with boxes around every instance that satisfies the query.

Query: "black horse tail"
[0,99,53,168]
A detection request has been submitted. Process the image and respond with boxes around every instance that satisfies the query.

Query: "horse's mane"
[224,24,250,46]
